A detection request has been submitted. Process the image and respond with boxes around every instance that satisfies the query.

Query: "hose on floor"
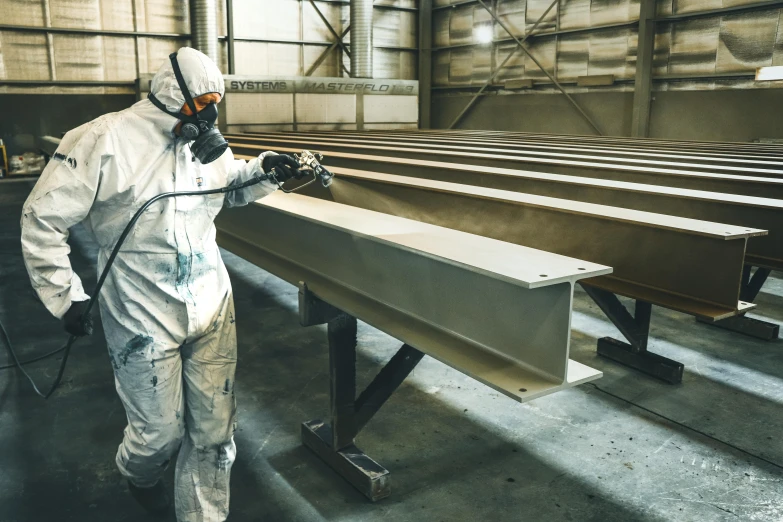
[0,166,317,399]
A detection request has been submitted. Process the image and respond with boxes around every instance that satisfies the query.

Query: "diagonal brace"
[466,0,604,135]
[448,0,559,129]
[582,284,651,351]
[740,265,771,303]
[306,26,351,76]
[354,344,424,435]
[308,0,352,59]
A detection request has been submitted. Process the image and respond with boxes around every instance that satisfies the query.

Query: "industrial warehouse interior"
[2,0,783,520]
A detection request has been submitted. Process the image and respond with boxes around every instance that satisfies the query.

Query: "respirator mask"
[148,51,229,164]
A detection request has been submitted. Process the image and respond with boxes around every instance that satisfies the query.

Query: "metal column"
[631,0,656,137]
[419,0,433,129]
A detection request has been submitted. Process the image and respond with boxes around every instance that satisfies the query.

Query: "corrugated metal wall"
[231,0,417,79]
[0,0,194,93]
[432,0,783,92]
[0,0,418,94]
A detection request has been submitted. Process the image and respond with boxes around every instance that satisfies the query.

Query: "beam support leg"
[298,283,425,501]
[582,284,683,384]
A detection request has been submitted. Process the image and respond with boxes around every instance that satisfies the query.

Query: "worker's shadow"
[222,250,668,522]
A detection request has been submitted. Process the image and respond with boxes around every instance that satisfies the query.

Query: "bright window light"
[756,66,783,81]
[475,26,493,44]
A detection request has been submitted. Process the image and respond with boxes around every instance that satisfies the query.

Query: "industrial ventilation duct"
[350,0,373,78]
[192,0,219,65]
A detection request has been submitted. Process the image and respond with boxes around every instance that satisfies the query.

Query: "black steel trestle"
[581,284,684,384]
[696,266,779,341]
[298,283,424,501]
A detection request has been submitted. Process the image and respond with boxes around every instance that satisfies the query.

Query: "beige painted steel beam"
[282,169,762,320]
[227,131,783,168]
[226,133,783,179]
[215,192,608,402]
[366,129,783,155]
[228,136,783,199]
[293,129,783,158]
[233,147,783,272]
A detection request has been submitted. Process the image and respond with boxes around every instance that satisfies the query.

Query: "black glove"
[262,154,304,182]
[63,300,93,337]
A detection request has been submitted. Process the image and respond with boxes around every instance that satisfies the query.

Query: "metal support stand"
[298,283,425,501]
[696,266,779,340]
[582,284,684,384]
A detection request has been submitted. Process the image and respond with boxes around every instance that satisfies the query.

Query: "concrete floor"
[2,179,783,521]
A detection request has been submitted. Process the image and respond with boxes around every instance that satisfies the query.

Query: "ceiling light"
[475,26,493,44]
[756,66,783,81]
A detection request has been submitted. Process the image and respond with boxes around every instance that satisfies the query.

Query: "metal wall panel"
[433,48,451,84]
[773,10,783,66]
[375,9,417,47]
[434,9,451,47]
[591,0,634,25]
[142,37,189,74]
[52,34,104,80]
[431,0,783,92]
[143,0,190,33]
[523,38,556,80]
[494,42,526,81]
[560,0,591,30]
[715,10,778,72]
[526,0,557,32]
[226,92,294,124]
[236,0,300,40]
[364,94,419,122]
[449,6,475,46]
[49,0,101,30]
[653,24,673,76]
[295,93,355,122]
[588,28,633,77]
[399,49,417,79]
[1,0,46,26]
[100,0,135,31]
[234,41,301,75]
[297,123,358,130]
[497,0,527,39]
[375,0,417,7]
[671,0,722,15]
[102,36,137,80]
[303,1,344,42]
[449,48,474,84]
[304,44,341,77]
[364,122,419,129]
[0,32,50,80]
[667,18,720,74]
[557,34,590,79]
[1,0,417,89]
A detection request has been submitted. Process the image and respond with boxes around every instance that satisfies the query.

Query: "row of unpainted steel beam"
[226,130,783,384]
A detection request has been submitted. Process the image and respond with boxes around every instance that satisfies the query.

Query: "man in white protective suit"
[20,47,304,521]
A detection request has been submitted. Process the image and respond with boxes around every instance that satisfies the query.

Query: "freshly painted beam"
[228,136,783,199]
[226,132,783,175]
[279,169,762,320]
[215,192,609,402]
[242,150,783,272]
[232,130,783,167]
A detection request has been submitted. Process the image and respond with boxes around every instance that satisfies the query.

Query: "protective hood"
[150,47,225,114]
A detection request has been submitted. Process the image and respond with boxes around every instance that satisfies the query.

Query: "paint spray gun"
[265,150,334,192]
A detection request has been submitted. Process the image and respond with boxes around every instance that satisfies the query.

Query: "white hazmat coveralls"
[20,47,277,522]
